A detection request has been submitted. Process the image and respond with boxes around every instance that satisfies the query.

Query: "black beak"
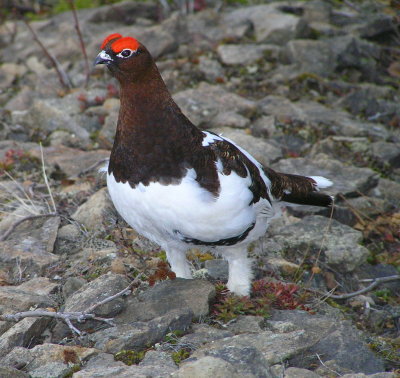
[94,51,113,66]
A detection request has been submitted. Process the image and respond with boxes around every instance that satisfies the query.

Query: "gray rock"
[302,0,332,23]
[213,111,250,129]
[82,352,125,370]
[0,317,51,358]
[335,84,399,126]
[119,278,215,323]
[64,273,129,317]
[369,178,400,207]
[227,315,265,335]
[0,63,27,90]
[139,350,177,370]
[0,281,56,315]
[309,136,370,162]
[213,127,282,167]
[173,83,256,128]
[1,344,99,377]
[0,366,29,378]
[27,145,110,179]
[175,356,241,378]
[0,215,60,279]
[12,99,90,142]
[138,26,177,59]
[204,259,229,281]
[217,44,271,66]
[258,96,389,140]
[197,56,224,82]
[252,115,279,138]
[284,367,321,378]
[224,4,309,44]
[283,39,336,76]
[92,308,193,353]
[272,155,379,197]
[62,277,87,299]
[191,329,312,366]
[370,141,400,168]
[72,188,114,232]
[98,108,118,148]
[179,324,233,348]
[356,15,395,39]
[268,215,369,271]
[56,223,82,241]
[341,373,396,378]
[86,1,157,24]
[77,350,177,377]
[54,223,86,256]
[206,345,273,377]
[270,310,385,375]
[185,9,249,45]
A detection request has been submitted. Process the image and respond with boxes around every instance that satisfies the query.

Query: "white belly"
[106,168,271,249]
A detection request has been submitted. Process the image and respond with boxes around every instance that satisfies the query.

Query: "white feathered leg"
[223,247,253,296]
[165,247,192,279]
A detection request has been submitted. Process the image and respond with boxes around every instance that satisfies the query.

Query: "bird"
[94,33,334,296]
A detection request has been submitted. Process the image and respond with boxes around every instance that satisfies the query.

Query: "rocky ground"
[0,0,399,377]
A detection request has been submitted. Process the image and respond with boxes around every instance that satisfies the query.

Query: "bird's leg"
[165,247,192,279]
[223,247,253,296]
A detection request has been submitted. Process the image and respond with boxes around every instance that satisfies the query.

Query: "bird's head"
[94,33,153,81]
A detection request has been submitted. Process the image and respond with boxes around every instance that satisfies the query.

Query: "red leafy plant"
[148,261,176,287]
[211,279,314,323]
[0,149,38,176]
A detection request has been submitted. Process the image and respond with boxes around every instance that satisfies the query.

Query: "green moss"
[114,350,146,366]
[164,330,185,344]
[326,298,350,312]
[368,337,400,365]
[373,288,393,303]
[156,250,167,261]
[63,364,81,378]
[172,349,191,364]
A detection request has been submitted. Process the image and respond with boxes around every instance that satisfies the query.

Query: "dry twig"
[0,213,58,241]
[66,0,90,87]
[0,279,141,335]
[22,18,72,89]
[311,275,400,300]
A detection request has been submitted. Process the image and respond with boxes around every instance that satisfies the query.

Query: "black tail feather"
[263,168,333,208]
[281,191,334,207]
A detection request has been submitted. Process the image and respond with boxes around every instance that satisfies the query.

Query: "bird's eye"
[117,49,133,58]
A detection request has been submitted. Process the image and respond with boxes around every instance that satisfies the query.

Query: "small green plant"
[368,337,400,367]
[164,330,185,344]
[171,348,191,364]
[373,288,393,303]
[114,350,146,366]
[62,364,81,378]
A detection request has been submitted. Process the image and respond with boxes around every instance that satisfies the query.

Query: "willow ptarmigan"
[94,33,334,296]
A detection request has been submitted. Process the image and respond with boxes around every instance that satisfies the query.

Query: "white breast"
[107,166,269,248]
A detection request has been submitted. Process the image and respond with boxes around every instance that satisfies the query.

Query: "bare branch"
[85,278,141,314]
[22,18,72,90]
[0,213,58,241]
[66,0,90,87]
[0,279,142,335]
[310,275,400,300]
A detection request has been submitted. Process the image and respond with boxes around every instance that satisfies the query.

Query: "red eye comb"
[111,37,140,53]
[101,33,122,49]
